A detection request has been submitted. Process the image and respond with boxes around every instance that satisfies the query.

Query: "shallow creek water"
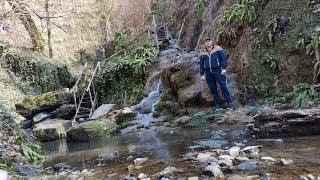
[39,124,320,179]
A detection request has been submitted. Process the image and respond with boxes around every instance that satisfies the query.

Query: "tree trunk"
[7,0,44,52]
[45,0,53,58]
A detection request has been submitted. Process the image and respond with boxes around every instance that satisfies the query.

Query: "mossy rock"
[15,89,71,119]
[67,120,118,142]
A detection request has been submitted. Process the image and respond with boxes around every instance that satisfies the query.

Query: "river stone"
[90,104,115,120]
[20,119,33,129]
[195,139,229,149]
[187,177,199,180]
[156,166,181,178]
[229,146,241,158]
[52,104,76,120]
[33,112,51,124]
[99,151,119,161]
[280,159,293,166]
[0,170,8,180]
[261,156,277,162]
[15,89,71,119]
[33,119,72,142]
[16,165,43,176]
[67,120,118,142]
[188,145,205,151]
[196,153,217,164]
[205,163,224,178]
[134,158,148,165]
[138,173,148,179]
[236,160,258,171]
[53,163,70,172]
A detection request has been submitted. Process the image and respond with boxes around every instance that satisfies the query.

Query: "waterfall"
[132,74,163,126]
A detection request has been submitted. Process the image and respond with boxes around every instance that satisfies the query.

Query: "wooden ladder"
[70,16,163,126]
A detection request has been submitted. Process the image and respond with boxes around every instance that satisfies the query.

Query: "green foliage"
[0,46,73,93]
[21,144,44,162]
[97,40,158,107]
[216,0,260,43]
[114,29,132,51]
[306,34,320,57]
[314,61,320,83]
[247,106,263,116]
[261,53,282,72]
[221,0,259,25]
[291,83,318,108]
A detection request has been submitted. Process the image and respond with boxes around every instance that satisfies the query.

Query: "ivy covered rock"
[67,120,118,142]
[15,89,71,119]
[0,46,73,93]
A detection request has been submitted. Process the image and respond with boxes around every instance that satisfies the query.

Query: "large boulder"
[52,104,76,120]
[160,51,239,108]
[33,119,72,142]
[15,89,71,119]
[90,104,115,120]
[250,108,320,138]
[67,120,118,142]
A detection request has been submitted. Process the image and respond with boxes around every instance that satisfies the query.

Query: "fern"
[21,144,44,162]
[261,53,282,72]
[291,83,318,108]
[306,34,320,57]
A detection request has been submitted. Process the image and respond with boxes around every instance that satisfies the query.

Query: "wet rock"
[134,158,148,165]
[15,89,71,119]
[16,165,43,176]
[52,104,76,120]
[299,174,317,180]
[20,119,33,129]
[33,119,72,142]
[33,112,51,124]
[156,166,181,178]
[53,163,70,172]
[182,152,198,161]
[194,139,229,149]
[236,160,258,171]
[99,151,119,161]
[280,159,293,166]
[138,173,148,179]
[196,153,218,164]
[229,146,241,158]
[235,156,250,163]
[242,145,262,152]
[254,109,320,122]
[127,164,135,172]
[174,116,191,126]
[67,120,117,142]
[205,163,224,178]
[257,139,284,145]
[211,129,228,140]
[90,104,115,120]
[188,145,205,151]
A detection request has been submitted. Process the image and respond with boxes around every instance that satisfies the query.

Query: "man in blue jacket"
[200,38,234,110]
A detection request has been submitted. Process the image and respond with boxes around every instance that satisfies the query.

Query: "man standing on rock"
[200,37,234,110]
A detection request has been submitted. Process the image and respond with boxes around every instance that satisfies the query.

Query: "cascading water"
[132,74,163,126]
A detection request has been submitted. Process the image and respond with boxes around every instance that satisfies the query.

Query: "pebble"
[134,158,148,165]
[229,146,240,158]
[138,173,148,179]
[156,166,180,177]
[280,159,293,166]
[127,164,135,172]
[188,177,199,180]
[236,160,258,171]
[205,163,224,178]
[261,156,277,162]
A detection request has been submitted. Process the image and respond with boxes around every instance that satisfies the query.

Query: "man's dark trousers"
[205,70,232,107]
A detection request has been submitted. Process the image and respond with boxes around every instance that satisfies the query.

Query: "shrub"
[261,53,282,72]
[291,83,318,108]
[96,40,158,107]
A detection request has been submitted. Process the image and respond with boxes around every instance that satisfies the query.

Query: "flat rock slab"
[33,119,72,142]
[90,104,115,120]
[254,109,320,122]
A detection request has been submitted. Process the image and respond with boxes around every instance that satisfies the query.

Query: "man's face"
[204,39,213,48]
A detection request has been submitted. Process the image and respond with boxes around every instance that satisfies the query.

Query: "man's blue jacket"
[199,45,228,76]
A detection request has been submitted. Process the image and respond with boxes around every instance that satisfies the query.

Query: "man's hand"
[221,69,227,76]
[201,75,206,81]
